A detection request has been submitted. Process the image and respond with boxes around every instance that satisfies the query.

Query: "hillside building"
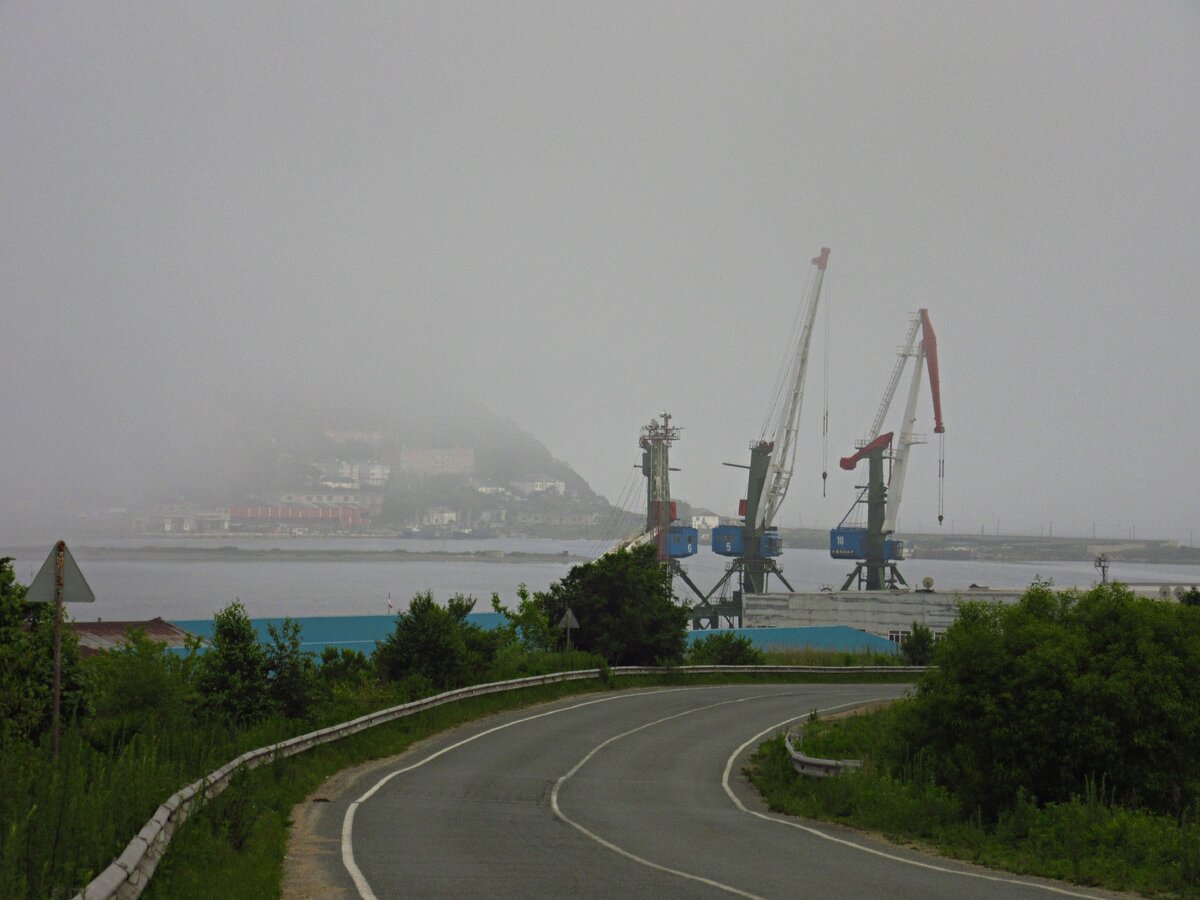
[399,446,475,477]
[511,480,566,496]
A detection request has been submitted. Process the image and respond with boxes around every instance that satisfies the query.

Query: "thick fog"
[2,2,1198,544]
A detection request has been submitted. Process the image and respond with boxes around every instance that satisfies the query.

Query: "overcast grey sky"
[3,2,1198,543]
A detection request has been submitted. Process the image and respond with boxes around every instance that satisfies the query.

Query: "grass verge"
[761,647,904,667]
[143,677,610,899]
[749,708,1200,897]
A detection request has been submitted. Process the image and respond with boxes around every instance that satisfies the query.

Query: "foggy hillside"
[153,397,604,507]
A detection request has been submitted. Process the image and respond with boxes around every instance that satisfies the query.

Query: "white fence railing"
[76,664,916,899]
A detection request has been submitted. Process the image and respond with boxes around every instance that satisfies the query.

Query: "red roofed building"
[66,618,199,657]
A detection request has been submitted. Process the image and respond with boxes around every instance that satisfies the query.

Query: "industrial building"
[741,588,1023,644]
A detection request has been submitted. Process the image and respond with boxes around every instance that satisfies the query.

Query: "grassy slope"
[749,708,1200,897]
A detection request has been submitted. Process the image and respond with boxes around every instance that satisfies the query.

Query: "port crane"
[610,413,701,575]
[831,309,945,590]
[693,247,830,628]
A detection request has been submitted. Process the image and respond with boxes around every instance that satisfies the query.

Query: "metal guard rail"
[76,664,917,899]
[784,726,864,778]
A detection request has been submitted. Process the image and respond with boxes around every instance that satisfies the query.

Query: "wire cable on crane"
[759,264,819,442]
[591,461,643,557]
[937,432,945,525]
[821,275,831,496]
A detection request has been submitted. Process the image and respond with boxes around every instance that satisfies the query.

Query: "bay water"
[4,536,1198,623]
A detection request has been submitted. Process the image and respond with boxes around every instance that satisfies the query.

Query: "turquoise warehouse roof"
[173,614,896,656]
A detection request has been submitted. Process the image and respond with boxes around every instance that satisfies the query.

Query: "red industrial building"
[227,504,371,531]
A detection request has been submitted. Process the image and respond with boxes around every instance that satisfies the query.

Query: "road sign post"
[557,608,579,653]
[53,545,63,758]
[27,540,95,758]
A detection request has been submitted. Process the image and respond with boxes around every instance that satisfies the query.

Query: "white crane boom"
[884,337,926,534]
[865,309,945,534]
[755,247,829,530]
[868,316,921,440]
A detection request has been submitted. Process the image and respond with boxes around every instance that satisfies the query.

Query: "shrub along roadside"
[750,707,1200,896]
[760,645,905,667]
[744,584,1200,896]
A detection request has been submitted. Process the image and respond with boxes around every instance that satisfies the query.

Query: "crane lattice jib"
[868,315,921,440]
[756,247,829,530]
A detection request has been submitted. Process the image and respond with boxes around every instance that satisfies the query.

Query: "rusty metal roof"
[67,617,199,656]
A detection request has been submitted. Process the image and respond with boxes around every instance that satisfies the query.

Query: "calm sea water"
[5,536,1198,622]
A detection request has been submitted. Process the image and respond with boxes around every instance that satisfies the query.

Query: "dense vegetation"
[751,582,1200,895]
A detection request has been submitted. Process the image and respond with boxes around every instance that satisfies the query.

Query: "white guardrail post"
[75,664,918,899]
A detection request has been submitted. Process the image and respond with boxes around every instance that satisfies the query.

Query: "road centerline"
[341,686,692,900]
[549,690,796,898]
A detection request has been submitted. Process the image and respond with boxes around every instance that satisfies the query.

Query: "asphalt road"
[291,683,1111,899]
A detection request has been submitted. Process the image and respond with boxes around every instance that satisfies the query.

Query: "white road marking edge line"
[341,686,692,899]
[720,704,1102,899]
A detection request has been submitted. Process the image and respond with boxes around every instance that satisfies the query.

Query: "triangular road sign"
[557,608,579,630]
[26,542,96,603]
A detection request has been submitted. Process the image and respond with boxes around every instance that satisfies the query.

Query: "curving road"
[286,683,1112,899]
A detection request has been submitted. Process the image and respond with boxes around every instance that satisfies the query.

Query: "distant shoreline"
[67,546,592,565]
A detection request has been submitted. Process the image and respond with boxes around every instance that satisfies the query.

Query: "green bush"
[374,592,495,689]
[898,583,1200,819]
[901,621,935,665]
[490,584,556,652]
[318,646,372,685]
[86,628,199,747]
[687,631,766,665]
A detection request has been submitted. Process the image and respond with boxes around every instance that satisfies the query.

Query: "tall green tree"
[534,544,687,665]
[196,601,270,723]
[0,557,89,744]
[265,617,318,718]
